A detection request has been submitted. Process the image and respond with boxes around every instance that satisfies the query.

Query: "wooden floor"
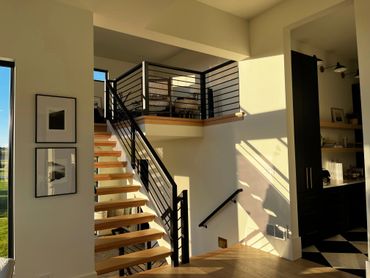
[131,244,357,278]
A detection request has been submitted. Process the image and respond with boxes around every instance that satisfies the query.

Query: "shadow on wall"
[153,106,291,257]
[234,109,290,256]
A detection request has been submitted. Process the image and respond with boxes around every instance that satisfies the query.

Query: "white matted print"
[35,148,77,198]
[36,94,76,143]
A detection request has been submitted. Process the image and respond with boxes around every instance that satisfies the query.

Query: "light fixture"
[319,62,347,73]
[340,69,360,79]
[333,62,347,73]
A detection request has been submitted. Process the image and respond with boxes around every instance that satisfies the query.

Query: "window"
[94,69,108,82]
[0,60,14,258]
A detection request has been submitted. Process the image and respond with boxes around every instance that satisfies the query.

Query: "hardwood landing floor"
[132,244,357,278]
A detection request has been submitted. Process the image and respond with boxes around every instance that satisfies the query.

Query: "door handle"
[309,167,313,189]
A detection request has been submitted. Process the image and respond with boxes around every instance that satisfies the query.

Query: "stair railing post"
[131,125,136,169]
[200,73,206,119]
[142,61,150,115]
[172,187,179,267]
[207,88,214,118]
[181,190,190,264]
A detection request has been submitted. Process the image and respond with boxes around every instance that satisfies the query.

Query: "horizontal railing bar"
[212,89,239,99]
[148,62,203,75]
[213,101,240,110]
[210,81,239,93]
[206,70,239,84]
[198,188,243,228]
[205,66,238,79]
[203,60,236,74]
[116,63,143,82]
[116,76,142,91]
[213,95,239,104]
[148,74,201,85]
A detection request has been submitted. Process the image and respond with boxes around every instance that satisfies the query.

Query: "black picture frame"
[35,94,77,143]
[35,147,77,198]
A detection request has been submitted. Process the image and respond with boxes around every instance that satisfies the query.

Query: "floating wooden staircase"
[94,123,171,276]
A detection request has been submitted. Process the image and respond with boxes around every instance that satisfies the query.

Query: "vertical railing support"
[171,186,179,267]
[200,73,206,120]
[207,88,214,118]
[180,190,190,264]
[139,159,149,192]
[142,61,150,115]
[131,126,136,169]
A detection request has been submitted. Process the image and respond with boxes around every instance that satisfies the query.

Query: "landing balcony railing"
[114,61,239,120]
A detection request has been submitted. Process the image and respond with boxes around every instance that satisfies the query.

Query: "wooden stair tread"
[95,228,164,252]
[94,123,107,132]
[96,185,140,195]
[94,132,112,139]
[94,161,127,168]
[95,198,147,212]
[96,246,171,275]
[94,141,116,147]
[94,151,121,157]
[94,173,133,181]
[95,212,155,231]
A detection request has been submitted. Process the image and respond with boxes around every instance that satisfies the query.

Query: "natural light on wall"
[238,55,286,115]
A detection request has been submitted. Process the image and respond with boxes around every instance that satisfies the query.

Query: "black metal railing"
[204,61,240,118]
[198,188,243,228]
[114,61,239,120]
[106,81,189,267]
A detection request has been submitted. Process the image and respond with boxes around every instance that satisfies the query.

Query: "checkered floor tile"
[302,228,367,277]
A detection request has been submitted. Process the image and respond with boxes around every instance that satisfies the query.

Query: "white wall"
[0,1,95,277]
[94,56,134,79]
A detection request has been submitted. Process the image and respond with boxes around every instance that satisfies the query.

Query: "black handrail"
[198,188,243,228]
[105,81,189,266]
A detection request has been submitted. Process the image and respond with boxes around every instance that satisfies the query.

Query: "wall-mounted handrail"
[198,188,243,228]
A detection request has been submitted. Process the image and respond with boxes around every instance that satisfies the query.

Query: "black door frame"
[0,60,15,258]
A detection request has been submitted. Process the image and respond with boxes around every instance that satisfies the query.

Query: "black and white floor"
[302,228,368,277]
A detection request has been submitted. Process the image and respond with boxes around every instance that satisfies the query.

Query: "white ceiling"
[94,27,182,64]
[94,27,226,70]
[292,4,357,61]
[197,0,284,19]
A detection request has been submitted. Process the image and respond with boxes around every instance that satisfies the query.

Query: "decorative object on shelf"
[322,169,330,185]
[35,147,77,198]
[331,107,344,123]
[36,94,76,143]
[346,112,359,124]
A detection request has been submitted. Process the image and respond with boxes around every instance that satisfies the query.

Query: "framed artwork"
[35,147,77,198]
[36,94,76,143]
[331,107,345,123]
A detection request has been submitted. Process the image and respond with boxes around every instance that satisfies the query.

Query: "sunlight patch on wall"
[244,229,279,256]
[238,55,286,115]
[238,180,250,187]
[235,141,289,200]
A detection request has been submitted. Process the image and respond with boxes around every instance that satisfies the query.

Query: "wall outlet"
[218,237,228,248]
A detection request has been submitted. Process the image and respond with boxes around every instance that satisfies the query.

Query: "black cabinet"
[291,51,322,194]
[321,183,366,238]
[291,51,323,246]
